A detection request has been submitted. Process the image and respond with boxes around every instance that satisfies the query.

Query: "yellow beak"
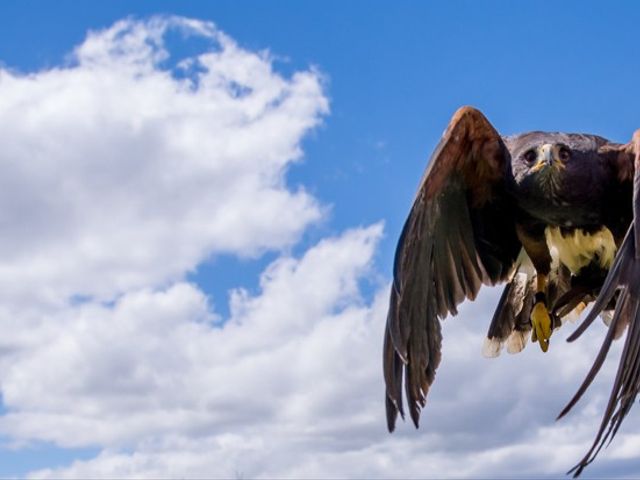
[531,144,563,172]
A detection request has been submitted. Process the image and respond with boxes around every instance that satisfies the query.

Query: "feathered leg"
[516,223,553,352]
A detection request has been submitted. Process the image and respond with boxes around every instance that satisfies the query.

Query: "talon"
[531,301,552,352]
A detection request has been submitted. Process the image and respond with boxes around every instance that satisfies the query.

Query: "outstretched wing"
[556,130,640,477]
[384,106,521,431]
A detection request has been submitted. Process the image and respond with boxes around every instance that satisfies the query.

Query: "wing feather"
[384,107,521,430]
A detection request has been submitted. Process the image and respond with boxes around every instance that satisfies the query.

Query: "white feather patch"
[563,308,581,324]
[511,272,528,316]
[482,337,502,358]
[514,249,536,278]
[544,226,617,275]
[506,330,528,354]
[601,310,614,326]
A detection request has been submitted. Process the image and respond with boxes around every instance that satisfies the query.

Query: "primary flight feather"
[384,106,640,476]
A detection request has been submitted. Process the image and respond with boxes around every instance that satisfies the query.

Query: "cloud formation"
[0,16,327,305]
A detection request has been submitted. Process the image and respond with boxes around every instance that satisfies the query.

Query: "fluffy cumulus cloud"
[0,15,326,305]
[0,15,639,480]
[4,224,385,469]
[18,282,640,479]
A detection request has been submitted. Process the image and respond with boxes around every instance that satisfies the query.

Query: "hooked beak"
[531,144,562,173]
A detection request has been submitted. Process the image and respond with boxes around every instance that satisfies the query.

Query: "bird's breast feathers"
[544,226,617,274]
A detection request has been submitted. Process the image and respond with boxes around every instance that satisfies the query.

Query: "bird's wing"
[384,106,521,431]
[557,130,640,477]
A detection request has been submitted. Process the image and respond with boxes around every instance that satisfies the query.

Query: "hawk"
[383,106,640,476]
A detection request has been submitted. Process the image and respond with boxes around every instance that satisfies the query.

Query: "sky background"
[0,1,639,478]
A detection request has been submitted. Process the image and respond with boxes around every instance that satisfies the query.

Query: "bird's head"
[511,140,570,189]
[506,132,612,219]
[508,132,609,197]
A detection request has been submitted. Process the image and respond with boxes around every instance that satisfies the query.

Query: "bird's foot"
[531,302,552,352]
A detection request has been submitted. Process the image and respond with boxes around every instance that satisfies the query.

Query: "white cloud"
[0,223,383,447]
[7,223,385,478]
[20,275,640,479]
[0,15,327,305]
[0,14,638,480]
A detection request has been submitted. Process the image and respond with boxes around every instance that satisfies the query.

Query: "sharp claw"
[539,337,549,353]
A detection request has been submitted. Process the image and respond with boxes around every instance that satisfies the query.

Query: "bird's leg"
[516,223,553,352]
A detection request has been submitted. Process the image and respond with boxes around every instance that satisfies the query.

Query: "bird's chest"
[544,226,617,275]
[515,171,608,227]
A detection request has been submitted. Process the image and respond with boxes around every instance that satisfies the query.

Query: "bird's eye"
[558,146,571,161]
[523,149,537,164]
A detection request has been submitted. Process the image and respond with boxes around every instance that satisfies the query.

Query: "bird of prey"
[383,106,640,476]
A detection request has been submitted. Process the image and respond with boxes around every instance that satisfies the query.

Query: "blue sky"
[0,1,639,478]
[5,1,638,251]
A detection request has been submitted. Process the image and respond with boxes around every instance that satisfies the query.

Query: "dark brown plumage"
[384,106,640,476]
